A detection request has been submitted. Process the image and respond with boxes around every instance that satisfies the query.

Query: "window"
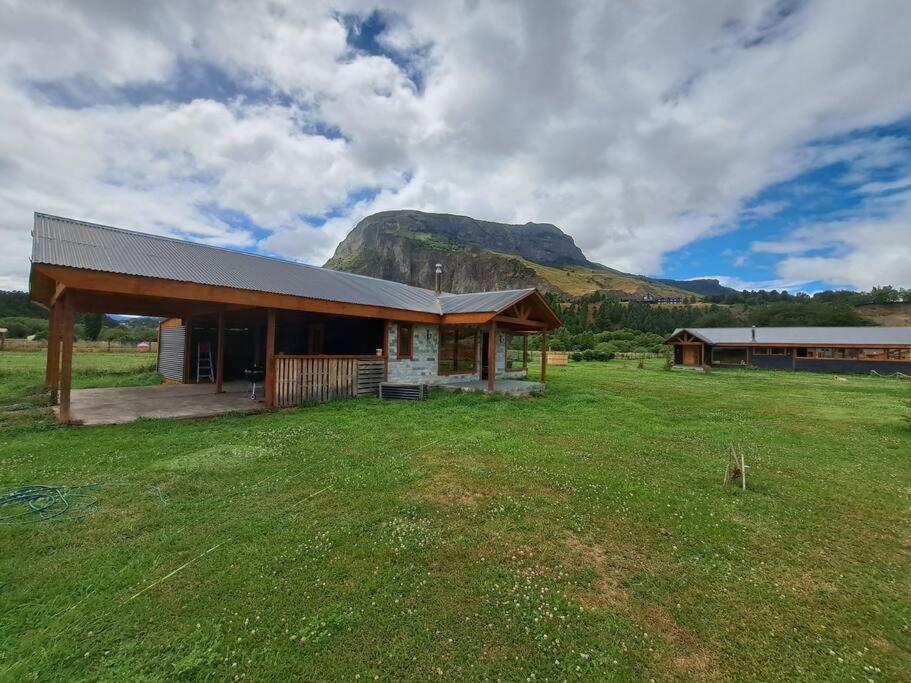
[804,347,906,360]
[397,324,413,359]
[711,347,748,365]
[506,335,528,369]
[438,327,477,373]
[753,347,788,355]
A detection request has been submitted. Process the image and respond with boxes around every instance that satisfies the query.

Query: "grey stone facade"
[386,322,527,384]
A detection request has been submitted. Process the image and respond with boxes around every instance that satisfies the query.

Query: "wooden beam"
[541,330,548,383]
[58,295,75,423]
[382,320,389,382]
[49,283,67,308]
[488,320,496,391]
[215,309,225,394]
[265,309,276,407]
[45,301,60,395]
[493,315,547,329]
[67,290,231,318]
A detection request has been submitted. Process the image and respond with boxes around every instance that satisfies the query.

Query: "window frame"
[802,346,910,361]
[397,324,413,360]
[505,334,528,371]
[437,326,478,375]
[711,346,749,365]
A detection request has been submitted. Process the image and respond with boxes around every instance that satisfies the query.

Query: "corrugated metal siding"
[671,326,911,346]
[750,355,793,370]
[795,359,911,374]
[158,325,185,382]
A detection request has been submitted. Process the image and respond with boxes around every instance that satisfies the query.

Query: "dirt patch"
[556,531,722,681]
[642,606,724,682]
[412,466,495,506]
[870,636,897,654]
[410,452,563,508]
[561,531,640,609]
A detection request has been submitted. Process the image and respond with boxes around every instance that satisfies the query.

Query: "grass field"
[0,352,909,681]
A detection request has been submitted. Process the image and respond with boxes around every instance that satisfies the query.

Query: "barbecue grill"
[244,366,265,400]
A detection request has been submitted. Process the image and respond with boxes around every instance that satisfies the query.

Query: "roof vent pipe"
[434,263,443,294]
[751,325,756,342]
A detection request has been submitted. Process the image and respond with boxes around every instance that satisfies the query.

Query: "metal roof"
[439,289,535,314]
[31,213,537,316]
[670,327,911,345]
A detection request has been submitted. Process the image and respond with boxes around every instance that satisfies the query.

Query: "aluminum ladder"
[197,342,215,383]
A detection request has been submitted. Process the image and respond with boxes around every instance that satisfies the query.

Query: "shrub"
[570,352,584,362]
[0,316,48,339]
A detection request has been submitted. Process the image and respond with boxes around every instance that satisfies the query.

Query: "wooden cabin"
[665,326,911,374]
[28,213,561,422]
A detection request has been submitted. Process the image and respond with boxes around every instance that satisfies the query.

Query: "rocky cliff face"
[325,210,694,298]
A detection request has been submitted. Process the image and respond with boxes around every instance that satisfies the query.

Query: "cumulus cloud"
[0,0,910,290]
[752,182,911,289]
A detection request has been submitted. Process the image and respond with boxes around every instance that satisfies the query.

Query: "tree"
[869,286,901,304]
[83,313,105,341]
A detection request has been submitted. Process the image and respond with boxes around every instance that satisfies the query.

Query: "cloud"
[0,0,910,291]
[697,274,815,293]
[752,186,911,289]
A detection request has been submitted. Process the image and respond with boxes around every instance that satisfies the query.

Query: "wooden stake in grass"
[724,445,748,491]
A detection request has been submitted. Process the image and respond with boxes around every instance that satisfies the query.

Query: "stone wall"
[386,322,528,384]
[386,322,481,384]
[493,331,528,379]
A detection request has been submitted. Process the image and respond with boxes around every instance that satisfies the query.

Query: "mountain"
[654,278,736,296]
[325,210,696,299]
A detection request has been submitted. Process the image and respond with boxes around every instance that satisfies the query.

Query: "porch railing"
[274,355,385,407]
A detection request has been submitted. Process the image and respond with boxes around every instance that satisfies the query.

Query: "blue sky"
[1,1,909,292]
[662,123,911,290]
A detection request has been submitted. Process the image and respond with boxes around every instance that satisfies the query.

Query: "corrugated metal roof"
[438,289,534,314]
[670,327,911,345]
[31,213,543,316]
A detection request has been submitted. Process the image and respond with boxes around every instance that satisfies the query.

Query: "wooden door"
[682,345,699,366]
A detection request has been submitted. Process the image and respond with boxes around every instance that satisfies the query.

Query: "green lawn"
[0,353,909,681]
[0,351,160,429]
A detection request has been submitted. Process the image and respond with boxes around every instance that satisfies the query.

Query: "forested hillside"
[0,291,160,342]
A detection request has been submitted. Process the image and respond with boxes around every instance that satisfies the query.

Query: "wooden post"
[540,330,548,383]
[382,320,389,382]
[265,309,276,407]
[488,320,497,391]
[45,301,61,400]
[58,295,75,423]
[215,310,225,393]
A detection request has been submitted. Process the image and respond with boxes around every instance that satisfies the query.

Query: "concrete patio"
[56,381,266,426]
[439,379,544,396]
